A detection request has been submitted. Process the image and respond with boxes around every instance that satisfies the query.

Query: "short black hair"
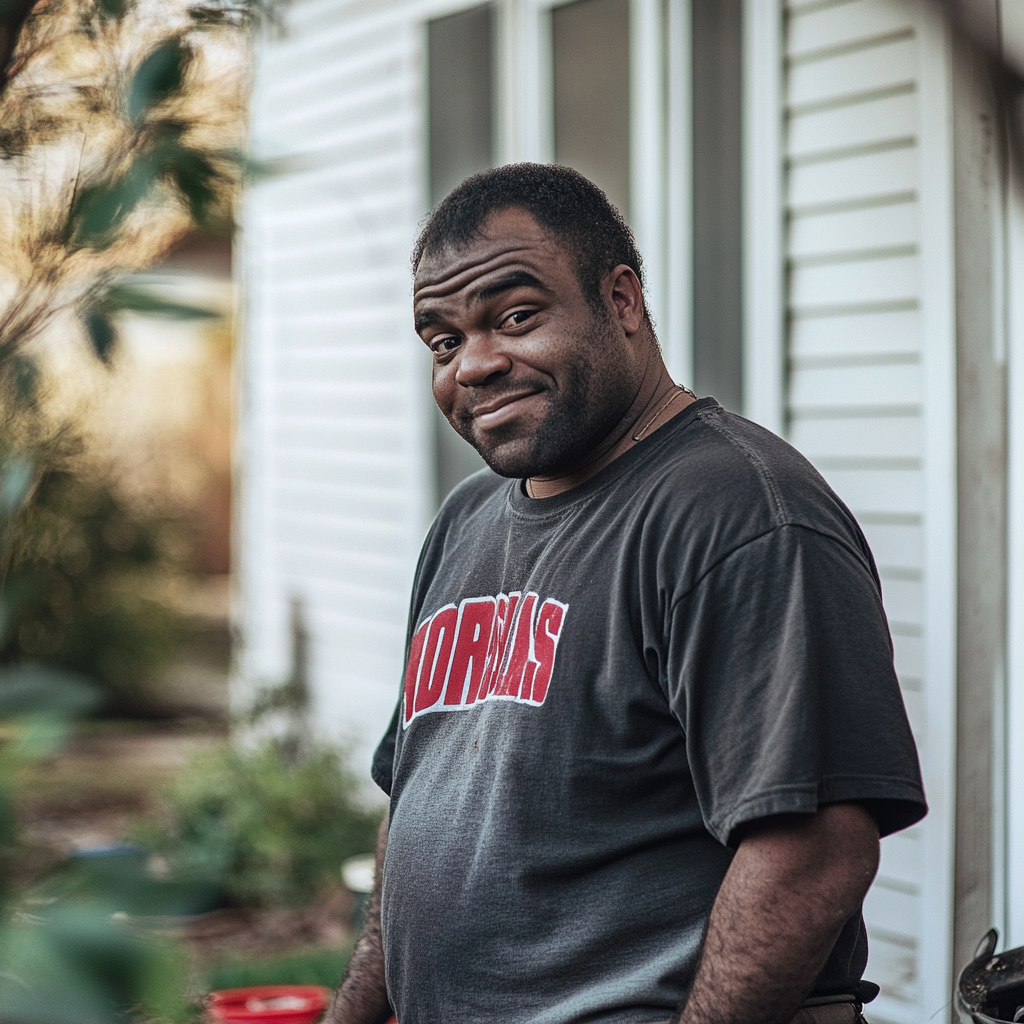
[412,163,647,322]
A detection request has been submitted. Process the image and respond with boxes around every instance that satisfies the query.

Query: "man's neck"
[525,365,696,499]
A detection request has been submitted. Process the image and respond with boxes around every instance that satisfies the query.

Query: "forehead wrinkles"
[413,245,543,303]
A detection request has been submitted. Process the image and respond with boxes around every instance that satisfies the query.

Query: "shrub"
[206,946,351,990]
[135,739,381,909]
[0,469,194,717]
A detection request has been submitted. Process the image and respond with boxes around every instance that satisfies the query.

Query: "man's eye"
[432,336,460,354]
[503,310,533,328]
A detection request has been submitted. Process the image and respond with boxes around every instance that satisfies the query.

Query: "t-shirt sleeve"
[665,523,926,845]
[370,698,401,795]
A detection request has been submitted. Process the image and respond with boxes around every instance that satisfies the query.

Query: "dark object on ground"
[956,929,1024,1022]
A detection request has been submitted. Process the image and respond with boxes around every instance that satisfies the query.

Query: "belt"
[651,997,866,1024]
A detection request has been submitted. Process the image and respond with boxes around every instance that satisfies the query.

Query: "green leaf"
[166,147,220,226]
[100,284,219,321]
[96,0,129,19]
[69,161,155,249]
[81,307,117,364]
[127,40,190,123]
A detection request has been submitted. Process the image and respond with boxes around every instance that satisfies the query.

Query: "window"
[426,5,494,507]
[552,0,631,220]
[691,0,743,411]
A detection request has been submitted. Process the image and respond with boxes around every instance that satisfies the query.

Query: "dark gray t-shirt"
[372,398,926,1024]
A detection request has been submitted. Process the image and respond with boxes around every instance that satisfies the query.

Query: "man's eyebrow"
[414,309,442,333]
[413,270,547,333]
[475,271,547,302]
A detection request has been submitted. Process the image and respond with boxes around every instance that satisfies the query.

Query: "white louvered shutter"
[780,1,956,1021]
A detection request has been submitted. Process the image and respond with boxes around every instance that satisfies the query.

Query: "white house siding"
[238,0,434,785]
[778,1,956,1021]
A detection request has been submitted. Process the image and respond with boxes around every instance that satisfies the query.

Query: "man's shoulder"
[641,403,862,545]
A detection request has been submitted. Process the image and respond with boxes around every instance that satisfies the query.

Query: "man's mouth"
[469,390,543,430]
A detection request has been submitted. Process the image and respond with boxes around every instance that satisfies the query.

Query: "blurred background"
[4,0,1024,1020]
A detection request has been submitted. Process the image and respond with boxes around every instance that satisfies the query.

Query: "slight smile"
[470,390,543,429]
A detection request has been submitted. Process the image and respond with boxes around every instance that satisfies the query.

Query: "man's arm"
[324,813,392,1024]
[678,803,880,1024]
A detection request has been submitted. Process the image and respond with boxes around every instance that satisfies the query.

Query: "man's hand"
[678,803,880,1024]
[323,813,393,1024]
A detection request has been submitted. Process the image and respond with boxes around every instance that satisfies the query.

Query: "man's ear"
[605,265,645,336]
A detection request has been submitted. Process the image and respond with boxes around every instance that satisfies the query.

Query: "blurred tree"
[0,468,196,716]
[0,0,273,1015]
[0,0,259,394]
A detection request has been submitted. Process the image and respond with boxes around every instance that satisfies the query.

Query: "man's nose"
[455,332,512,387]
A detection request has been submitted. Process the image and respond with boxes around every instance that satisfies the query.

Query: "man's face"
[413,208,645,479]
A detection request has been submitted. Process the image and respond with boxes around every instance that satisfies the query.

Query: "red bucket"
[206,986,331,1024]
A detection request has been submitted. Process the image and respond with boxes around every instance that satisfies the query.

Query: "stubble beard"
[452,317,634,480]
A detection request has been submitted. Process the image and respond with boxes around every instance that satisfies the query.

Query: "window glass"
[552,0,631,221]
[426,5,493,507]
[691,0,743,411]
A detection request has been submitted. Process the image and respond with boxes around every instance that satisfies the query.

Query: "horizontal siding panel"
[270,265,407,297]
[788,90,917,159]
[264,5,411,74]
[877,578,923,626]
[263,29,409,107]
[864,880,918,939]
[274,389,410,419]
[788,34,916,106]
[262,168,417,229]
[787,0,915,59]
[893,632,923,679]
[860,522,924,571]
[815,467,922,514]
[265,319,413,349]
[790,254,918,308]
[275,421,410,450]
[879,830,921,889]
[866,938,919,1009]
[273,378,407,401]
[270,280,407,317]
[276,484,410,520]
[789,201,918,258]
[265,194,413,235]
[275,352,416,381]
[789,416,921,459]
[274,514,408,551]
[265,64,411,130]
[268,231,414,274]
[789,362,921,407]
[269,85,414,145]
[271,546,411,587]
[790,308,920,357]
[788,145,917,208]
[901,688,924,740]
[260,115,418,173]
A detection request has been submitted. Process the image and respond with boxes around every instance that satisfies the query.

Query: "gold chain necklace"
[525,385,695,497]
[631,384,693,442]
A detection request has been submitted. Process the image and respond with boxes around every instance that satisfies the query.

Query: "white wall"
[238,0,435,785]
[746,1,957,1021]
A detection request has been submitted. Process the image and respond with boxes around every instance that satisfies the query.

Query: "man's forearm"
[325,813,392,1024]
[678,804,880,1024]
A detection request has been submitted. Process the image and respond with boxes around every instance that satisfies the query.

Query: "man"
[327,164,925,1024]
